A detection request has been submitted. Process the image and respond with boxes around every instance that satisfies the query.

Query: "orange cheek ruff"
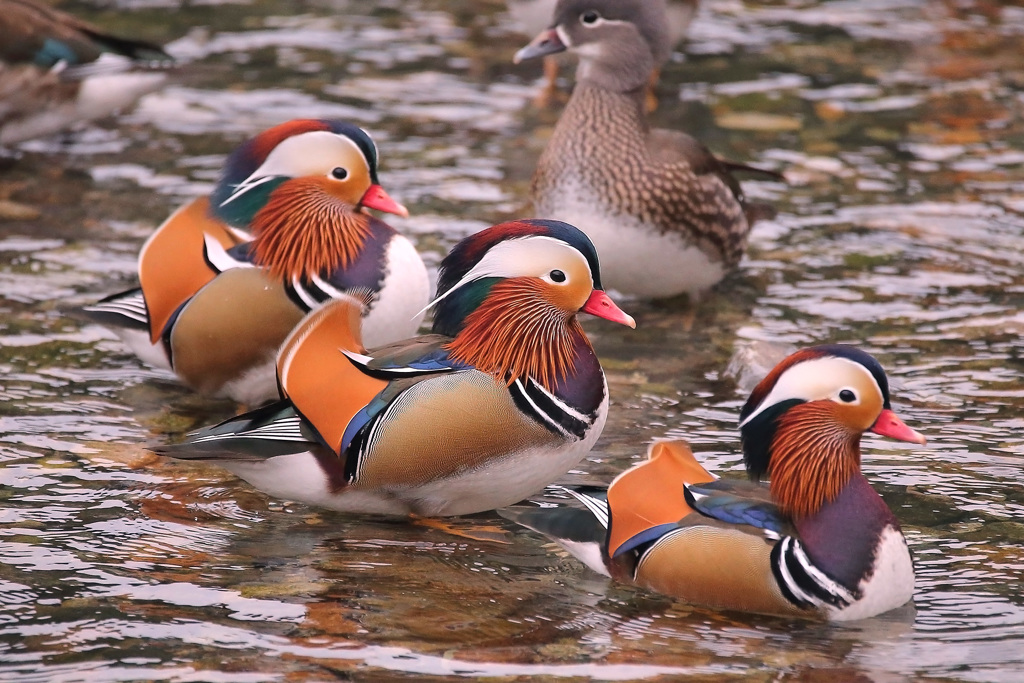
[768,402,861,519]
[444,278,585,391]
[249,178,371,282]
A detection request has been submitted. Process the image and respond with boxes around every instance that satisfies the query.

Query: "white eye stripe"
[419,235,592,314]
[837,387,859,404]
[555,24,573,47]
[570,15,630,30]
[455,236,588,282]
[543,269,569,284]
[226,131,366,205]
[739,356,879,428]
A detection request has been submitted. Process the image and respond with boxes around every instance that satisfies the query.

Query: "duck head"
[514,0,672,93]
[210,119,407,281]
[431,219,634,390]
[738,345,925,518]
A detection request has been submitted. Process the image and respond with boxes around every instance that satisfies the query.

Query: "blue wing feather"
[613,523,680,557]
[685,482,788,534]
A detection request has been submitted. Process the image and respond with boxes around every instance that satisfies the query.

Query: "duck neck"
[539,83,649,200]
[575,41,655,94]
[567,81,649,137]
[793,473,901,592]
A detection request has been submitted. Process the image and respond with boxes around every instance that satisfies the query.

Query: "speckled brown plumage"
[519,0,774,298]
[533,83,752,268]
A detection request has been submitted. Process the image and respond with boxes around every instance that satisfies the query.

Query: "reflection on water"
[1,0,1023,679]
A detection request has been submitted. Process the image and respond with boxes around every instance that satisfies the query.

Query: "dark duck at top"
[0,0,174,146]
[80,119,428,406]
[515,0,776,300]
[156,219,636,517]
[505,345,926,621]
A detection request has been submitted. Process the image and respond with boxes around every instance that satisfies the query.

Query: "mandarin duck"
[515,0,777,300]
[155,219,635,517]
[508,0,698,109]
[505,345,926,621]
[79,119,428,405]
[0,0,174,146]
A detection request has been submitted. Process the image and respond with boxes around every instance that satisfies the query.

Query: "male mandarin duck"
[155,219,636,517]
[514,0,777,300]
[505,345,926,621]
[508,0,698,109]
[0,0,174,145]
[80,119,428,405]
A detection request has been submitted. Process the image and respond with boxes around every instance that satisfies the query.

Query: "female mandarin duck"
[505,345,926,620]
[0,0,173,145]
[81,119,428,405]
[515,0,776,299]
[156,219,636,517]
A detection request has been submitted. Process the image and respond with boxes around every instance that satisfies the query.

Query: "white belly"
[361,235,430,348]
[829,526,915,621]
[111,327,172,371]
[217,355,281,406]
[217,441,595,517]
[538,190,726,299]
[1,68,166,145]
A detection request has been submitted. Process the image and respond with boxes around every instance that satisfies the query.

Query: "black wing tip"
[723,161,788,183]
[83,29,176,66]
[69,306,149,330]
[66,288,150,329]
[149,439,276,462]
[500,506,605,545]
[151,400,318,461]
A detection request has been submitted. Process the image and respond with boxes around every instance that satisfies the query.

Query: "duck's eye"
[331,167,349,180]
[580,10,601,25]
[839,389,856,403]
[550,269,567,283]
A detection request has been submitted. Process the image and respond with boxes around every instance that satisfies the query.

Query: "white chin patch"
[555,25,573,48]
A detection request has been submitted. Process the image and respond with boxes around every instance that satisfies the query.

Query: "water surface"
[1,0,1023,680]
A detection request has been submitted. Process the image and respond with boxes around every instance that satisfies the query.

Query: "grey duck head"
[514,0,673,94]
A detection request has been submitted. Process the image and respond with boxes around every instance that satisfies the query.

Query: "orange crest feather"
[276,297,386,453]
[606,440,715,557]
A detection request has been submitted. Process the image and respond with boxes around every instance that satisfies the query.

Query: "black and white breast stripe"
[508,378,593,440]
[286,273,354,313]
[770,536,858,610]
[203,234,253,274]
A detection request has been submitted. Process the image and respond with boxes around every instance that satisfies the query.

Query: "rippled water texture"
[1,0,1023,680]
